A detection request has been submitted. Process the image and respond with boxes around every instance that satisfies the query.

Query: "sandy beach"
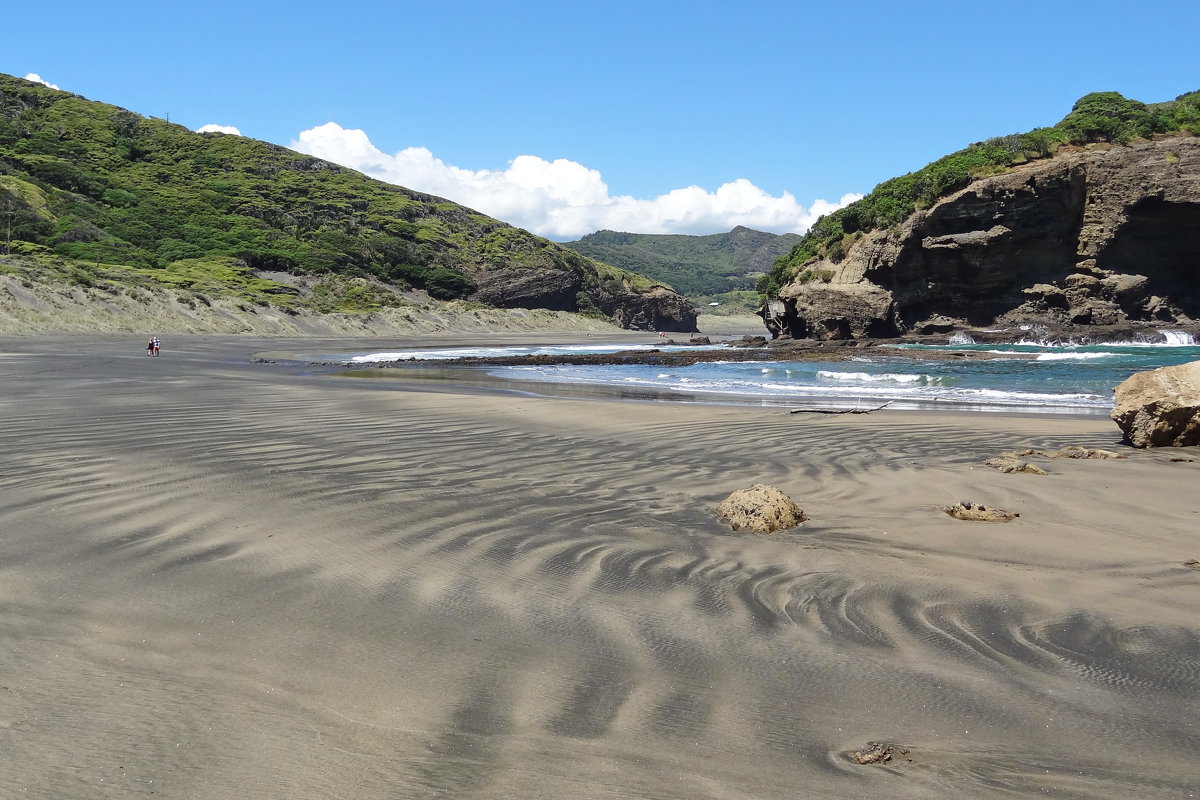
[1,333,1198,799]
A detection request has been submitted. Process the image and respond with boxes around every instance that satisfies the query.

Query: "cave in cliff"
[1095,197,1200,317]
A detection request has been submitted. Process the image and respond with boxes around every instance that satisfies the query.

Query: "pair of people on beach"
[146,337,160,356]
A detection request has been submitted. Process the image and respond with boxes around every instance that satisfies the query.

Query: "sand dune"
[1,335,1197,799]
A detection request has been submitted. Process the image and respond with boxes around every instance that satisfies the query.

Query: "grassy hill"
[760,90,1200,297]
[0,73,694,329]
[564,226,801,299]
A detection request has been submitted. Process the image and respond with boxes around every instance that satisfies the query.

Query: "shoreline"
[323,363,1116,417]
[253,332,1191,418]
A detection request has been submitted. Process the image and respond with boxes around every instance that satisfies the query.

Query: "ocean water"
[341,333,1200,414]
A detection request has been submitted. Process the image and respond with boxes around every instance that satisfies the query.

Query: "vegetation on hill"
[759,90,1200,297]
[564,226,801,297]
[0,73,676,321]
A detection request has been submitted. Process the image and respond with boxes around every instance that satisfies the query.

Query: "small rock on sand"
[1014,446,1126,460]
[715,484,806,533]
[849,742,908,765]
[943,501,1019,522]
[987,446,1128,473]
[984,455,1048,474]
[1184,560,1200,570]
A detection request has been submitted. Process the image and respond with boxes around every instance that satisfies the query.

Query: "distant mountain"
[0,73,695,331]
[562,226,802,298]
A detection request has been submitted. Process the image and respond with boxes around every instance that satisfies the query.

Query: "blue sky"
[5,0,1198,238]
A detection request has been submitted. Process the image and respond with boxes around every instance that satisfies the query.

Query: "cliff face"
[470,265,699,331]
[766,137,1200,338]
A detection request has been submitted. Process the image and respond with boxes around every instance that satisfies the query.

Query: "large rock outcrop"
[600,285,699,332]
[766,137,1200,338]
[1111,360,1200,447]
[469,257,698,331]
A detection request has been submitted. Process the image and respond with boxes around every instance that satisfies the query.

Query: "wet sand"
[1,334,1198,799]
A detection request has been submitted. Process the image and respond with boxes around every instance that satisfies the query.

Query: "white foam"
[948,332,976,345]
[1014,332,1199,349]
[817,370,948,385]
[1034,352,1113,361]
[497,365,1109,409]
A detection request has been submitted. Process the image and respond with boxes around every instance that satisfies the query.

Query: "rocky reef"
[764,137,1200,339]
[473,267,697,332]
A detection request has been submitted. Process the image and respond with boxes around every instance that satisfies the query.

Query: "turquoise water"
[342,335,1200,414]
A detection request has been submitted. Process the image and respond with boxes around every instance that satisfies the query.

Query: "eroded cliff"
[765,137,1200,338]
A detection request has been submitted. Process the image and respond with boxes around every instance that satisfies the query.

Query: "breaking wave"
[816,371,952,386]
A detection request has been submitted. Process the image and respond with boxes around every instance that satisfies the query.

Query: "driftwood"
[790,401,894,415]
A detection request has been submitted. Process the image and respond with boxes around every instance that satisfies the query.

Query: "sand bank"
[1,334,1197,799]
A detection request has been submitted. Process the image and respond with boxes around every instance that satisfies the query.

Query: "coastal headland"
[2,331,1197,799]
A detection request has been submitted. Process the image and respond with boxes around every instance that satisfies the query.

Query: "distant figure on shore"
[147,337,160,357]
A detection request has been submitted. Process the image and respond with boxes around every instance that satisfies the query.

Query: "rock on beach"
[715,484,806,533]
[1111,360,1200,448]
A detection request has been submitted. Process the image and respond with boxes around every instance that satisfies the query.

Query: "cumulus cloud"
[196,124,241,135]
[23,73,59,90]
[292,122,860,240]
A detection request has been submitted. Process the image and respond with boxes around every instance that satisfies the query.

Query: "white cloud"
[291,122,861,240]
[23,73,60,90]
[196,124,241,135]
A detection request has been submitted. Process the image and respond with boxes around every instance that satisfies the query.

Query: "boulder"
[715,484,806,533]
[1111,360,1200,447]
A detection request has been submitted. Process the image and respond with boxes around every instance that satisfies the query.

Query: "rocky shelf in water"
[323,338,1019,370]
[281,322,1197,371]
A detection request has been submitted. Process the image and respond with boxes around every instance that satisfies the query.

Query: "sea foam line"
[1034,352,1114,361]
[817,370,950,385]
[501,367,1107,408]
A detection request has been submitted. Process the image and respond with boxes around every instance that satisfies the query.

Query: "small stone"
[850,742,901,765]
[943,502,1019,522]
[985,455,1048,474]
[1044,446,1125,459]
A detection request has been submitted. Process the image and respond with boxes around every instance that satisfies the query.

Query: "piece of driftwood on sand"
[790,401,894,415]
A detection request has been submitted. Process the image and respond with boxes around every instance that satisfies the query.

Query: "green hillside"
[563,226,801,297]
[760,90,1200,297]
[0,73,691,326]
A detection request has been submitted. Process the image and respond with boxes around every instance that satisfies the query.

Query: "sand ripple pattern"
[1,343,1197,799]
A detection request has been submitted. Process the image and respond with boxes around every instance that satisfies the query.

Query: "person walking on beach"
[147,336,160,357]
